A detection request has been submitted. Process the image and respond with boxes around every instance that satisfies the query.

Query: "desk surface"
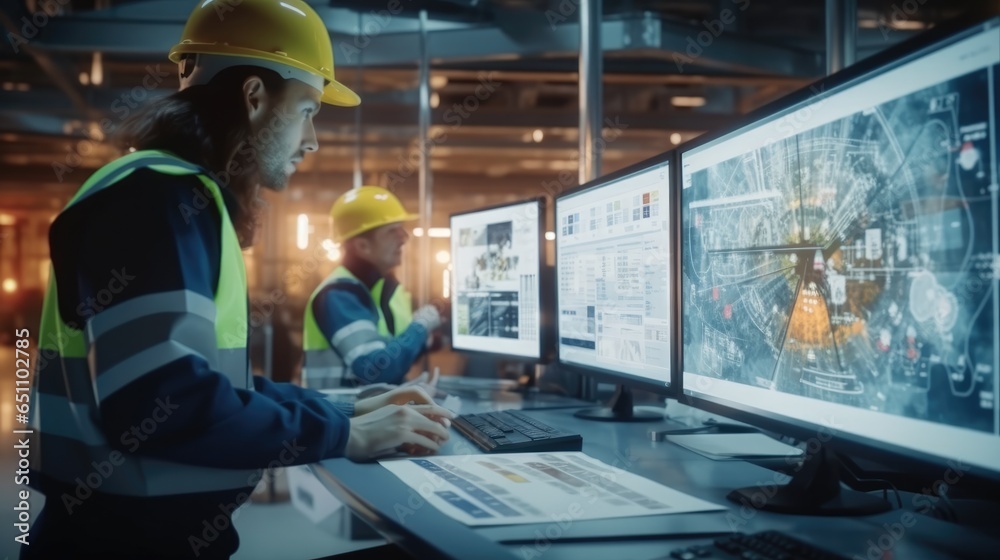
[313,396,1000,560]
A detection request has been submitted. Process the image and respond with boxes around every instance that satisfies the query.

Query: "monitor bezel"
[676,13,1000,488]
[554,150,677,397]
[447,196,552,364]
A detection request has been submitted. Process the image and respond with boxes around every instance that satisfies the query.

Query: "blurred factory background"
[0,0,992,379]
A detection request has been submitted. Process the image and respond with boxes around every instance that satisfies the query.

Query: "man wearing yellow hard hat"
[302,186,449,389]
[23,2,451,559]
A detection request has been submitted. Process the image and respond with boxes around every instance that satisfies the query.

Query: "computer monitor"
[449,198,547,364]
[556,152,674,421]
[680,15,1000,514]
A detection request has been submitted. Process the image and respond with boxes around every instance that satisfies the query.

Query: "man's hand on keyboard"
[347,387,455,460]
[400,367,441,397]
[354,385,440,415]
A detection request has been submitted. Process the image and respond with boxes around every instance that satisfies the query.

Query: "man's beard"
[257,146,291,192]
[223,147,268,248]
[232,182,268,249]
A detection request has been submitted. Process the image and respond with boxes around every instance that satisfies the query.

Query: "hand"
[345,403,455,461]
[354,385,438,416]
[400,368,440,396]
[429,297,451,319]
[412,304,443,331]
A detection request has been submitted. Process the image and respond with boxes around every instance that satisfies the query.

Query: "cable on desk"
[837,454,903,509]
[931,480,959,522]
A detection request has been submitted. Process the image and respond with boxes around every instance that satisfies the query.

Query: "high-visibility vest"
[301,266,413,388]
[29,150,261,497]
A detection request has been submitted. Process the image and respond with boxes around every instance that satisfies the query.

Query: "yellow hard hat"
[168,0,359,107]
[331,186,419,242]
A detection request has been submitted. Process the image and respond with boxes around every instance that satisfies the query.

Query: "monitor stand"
[727,444,892,516]
[573,384,663,422]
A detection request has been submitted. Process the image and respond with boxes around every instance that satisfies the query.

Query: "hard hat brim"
[339,213,420,242]
[323,79,360,107]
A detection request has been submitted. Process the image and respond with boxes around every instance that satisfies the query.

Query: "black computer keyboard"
[452,409,583,453]
[665,531,847,560]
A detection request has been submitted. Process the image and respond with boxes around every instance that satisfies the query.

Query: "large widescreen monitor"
[680,15,1000,510]
[450,198,545,361]
[556,153,673,420]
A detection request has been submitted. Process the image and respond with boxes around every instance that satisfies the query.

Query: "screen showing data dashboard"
[681,19,1000,475]
[450,199,543,359]
[557,160,672,387]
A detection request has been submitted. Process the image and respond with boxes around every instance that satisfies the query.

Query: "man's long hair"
[113,66,288,247]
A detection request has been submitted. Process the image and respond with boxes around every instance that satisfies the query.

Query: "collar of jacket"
[342,251,386,290]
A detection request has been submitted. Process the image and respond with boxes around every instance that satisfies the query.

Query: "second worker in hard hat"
[303,186,447,388]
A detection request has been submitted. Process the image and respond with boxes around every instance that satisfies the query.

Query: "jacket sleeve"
[253,376,355,417]
[54,170,351,469]
[313,283,428,385]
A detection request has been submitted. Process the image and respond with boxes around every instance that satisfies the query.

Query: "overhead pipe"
[417,9,432,313]
[578,0,602,185]
[353,11,364,189]
[826,0,857,74]
[578,0,602,401]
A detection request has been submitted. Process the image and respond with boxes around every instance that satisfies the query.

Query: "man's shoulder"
[65,167,218,225]
[321,277,373,300]
[313,278,377,318]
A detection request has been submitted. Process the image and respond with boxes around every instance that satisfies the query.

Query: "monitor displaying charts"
[556,157,673,390]
[450,198,545,360]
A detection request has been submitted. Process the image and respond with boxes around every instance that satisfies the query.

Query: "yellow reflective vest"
[302,265,413,388]
[29,150,261,497]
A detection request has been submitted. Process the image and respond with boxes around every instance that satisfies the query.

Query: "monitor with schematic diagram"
[679,15,1000,510]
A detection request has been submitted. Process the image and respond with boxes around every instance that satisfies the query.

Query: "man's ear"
[348,236,370,256]
[242,75,270,126]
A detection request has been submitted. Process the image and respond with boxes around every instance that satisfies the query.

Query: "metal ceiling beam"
[0,83,735,132]
[0,8,97,120]
[432,69,814,87]
[27,12,822,77]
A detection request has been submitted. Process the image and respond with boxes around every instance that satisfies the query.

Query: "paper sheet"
[666,433,804,460]
[379,452,725,526]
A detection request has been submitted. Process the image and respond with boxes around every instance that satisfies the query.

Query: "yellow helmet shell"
[332,186,419,242]
[168,0,359,106]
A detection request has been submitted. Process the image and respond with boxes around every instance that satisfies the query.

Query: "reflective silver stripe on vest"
[89,312,217,371]
[86,290,216,342]
[331,320,377,347]
[300,368,349,389]
[331,321,384,365]
[95,340,213,401]
[302,349,348,388]
[343,340,387,367]
[86,290,251,398]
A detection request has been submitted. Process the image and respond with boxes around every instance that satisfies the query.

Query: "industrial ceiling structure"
[0,0,994,219]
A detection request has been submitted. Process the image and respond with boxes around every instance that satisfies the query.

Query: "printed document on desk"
[379,452,724,526]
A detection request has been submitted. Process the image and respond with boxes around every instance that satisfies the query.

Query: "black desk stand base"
[574,384,663,422]
[727,445,892,516]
